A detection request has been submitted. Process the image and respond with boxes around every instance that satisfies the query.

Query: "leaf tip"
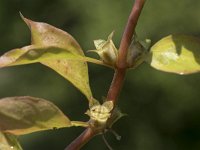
[19,11,24,19]
[19,12,26,22]
[19,12,31,28]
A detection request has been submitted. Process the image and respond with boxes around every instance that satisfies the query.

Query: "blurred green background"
[1,0,200,149]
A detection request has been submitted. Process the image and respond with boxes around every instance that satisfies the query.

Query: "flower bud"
[89,32,118,67]
[85,101,113,131]
[127,35,151,68]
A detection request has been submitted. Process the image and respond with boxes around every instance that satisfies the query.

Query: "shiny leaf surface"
[147,35,200,74]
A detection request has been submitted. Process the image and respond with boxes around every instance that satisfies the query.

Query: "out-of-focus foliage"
[1,0,200,150]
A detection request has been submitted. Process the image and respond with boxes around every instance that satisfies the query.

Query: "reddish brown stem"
[65,0,146,149]
[118,0,145,68]
[106,69,126,105]
[64,128,97,150]
[107,0,145,105]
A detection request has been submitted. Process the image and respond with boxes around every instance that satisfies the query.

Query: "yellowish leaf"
[147,34,200,74]
[0,96,71,135]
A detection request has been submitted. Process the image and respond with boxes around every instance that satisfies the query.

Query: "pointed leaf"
[147,35,200,74]
[0,15,95,102]
[0,96,72,135]
[0,45,109,68]
[22,15,93,100]
[0,49,106,106]
[0,132,22,150]
[21,14,82,54]
[0,46,77,67]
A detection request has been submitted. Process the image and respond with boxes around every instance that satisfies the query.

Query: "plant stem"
[65,0,146,149]
[107,0,145,104]
[118,0,146,68]
[64,128,97,150]
[106,69,126,105]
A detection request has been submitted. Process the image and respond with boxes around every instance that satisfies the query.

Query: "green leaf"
[0,14,102,103]
[146,34,200,75]
[21,15,94,101]
[0,132,23,150]
[28,15,91,100]
[0,96,72,135]
[0,46,79,67]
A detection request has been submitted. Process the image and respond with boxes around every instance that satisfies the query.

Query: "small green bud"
[127,34,151,68]
[89,32,118,67]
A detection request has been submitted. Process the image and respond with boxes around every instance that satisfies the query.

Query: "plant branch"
[64,128,97,150]
[65,0,146,149]
[118,0,146,68]
[106,69,126,104]
[107,0,145,104]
